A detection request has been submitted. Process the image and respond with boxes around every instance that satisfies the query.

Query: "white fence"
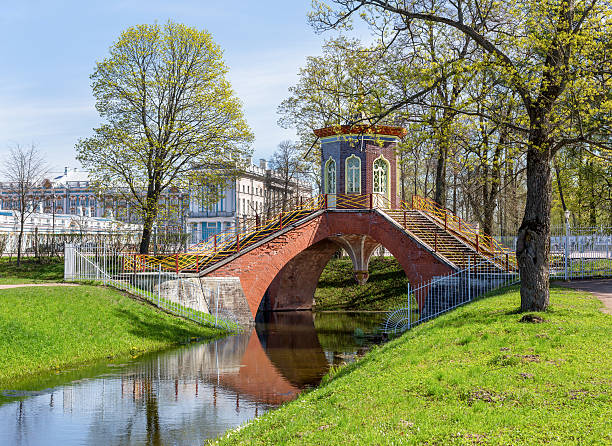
[496,226,612,280]
[64,244,239,332]
[0,231,142,258]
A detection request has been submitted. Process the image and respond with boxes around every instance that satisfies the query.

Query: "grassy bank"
[215,286,612,445]
[0,257,64,284]
[0,284,223,389]
[314,257,407,311]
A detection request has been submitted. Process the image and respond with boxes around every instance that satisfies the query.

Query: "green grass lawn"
[0,284,223,390]
[0,257,64,284]
[214,285,612,445]
[315,257,407,311]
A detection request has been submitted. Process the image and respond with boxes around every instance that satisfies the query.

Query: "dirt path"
[0,283,78,290]
[555,279,612,315]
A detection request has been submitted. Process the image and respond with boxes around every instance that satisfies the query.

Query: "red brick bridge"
[128,125,514,325]
[191,196,514,323]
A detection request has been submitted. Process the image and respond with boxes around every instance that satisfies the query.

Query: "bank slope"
[0,285,224,388]
[215,286,612,445]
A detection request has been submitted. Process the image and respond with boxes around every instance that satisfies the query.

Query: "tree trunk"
[17,214,25,267]
[139,191,160,254]
[516,134,552,312]
[553,157,567,212]
[434,143,448,207]
[452,171,457,215]
[139,226,153,255]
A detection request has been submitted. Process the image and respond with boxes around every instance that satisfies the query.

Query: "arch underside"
[263,234,382,311]
[206,210,455,321]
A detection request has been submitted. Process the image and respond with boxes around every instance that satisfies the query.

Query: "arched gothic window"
[325,157,336,194]
[373,156,389,196]
[345,155,361,193]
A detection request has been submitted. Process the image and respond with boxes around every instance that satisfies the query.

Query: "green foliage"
[305,0,612,311]
[0,285,222,388]
[314,257,408,311]
[313,312,386,351]
[77,21,253,251]
[553,147,612,226]
[214,286,612,445]
[278,37,398,191]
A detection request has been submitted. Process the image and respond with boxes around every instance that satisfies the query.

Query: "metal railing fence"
[384,226,612,335]
[64,244,239,332]
[495,226,612,280]
[384,254,520,334]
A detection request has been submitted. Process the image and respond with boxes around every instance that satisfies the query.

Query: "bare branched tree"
[1,144,48,265]
[268,140,308,213]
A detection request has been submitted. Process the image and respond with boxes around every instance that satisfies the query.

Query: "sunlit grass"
[214,285,612,445]
[0,284,224,390]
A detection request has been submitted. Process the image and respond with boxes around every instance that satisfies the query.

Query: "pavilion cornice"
[313,124,407,139]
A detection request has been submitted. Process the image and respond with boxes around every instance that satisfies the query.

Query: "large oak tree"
[311,0,612,312]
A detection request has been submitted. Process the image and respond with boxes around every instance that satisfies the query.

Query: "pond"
[0,311,385,446]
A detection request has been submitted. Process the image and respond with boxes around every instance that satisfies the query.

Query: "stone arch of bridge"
[207,211,454,320]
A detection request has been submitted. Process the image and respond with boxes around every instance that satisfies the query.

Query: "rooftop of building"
[52,167,91,187]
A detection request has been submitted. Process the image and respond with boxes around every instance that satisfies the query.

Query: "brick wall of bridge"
[204,210,454,321]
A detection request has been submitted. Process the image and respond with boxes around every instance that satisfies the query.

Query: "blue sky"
[0,1,330,175]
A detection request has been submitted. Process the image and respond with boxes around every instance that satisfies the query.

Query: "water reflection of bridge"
[122,311,329,405]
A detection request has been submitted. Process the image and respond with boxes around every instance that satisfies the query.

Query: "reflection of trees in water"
[144,377,161,446]
[15,401,26,446]
[314,312,385,352]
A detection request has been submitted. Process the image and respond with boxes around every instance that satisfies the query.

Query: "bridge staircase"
[385,209,479,269]
[383,205,515,273]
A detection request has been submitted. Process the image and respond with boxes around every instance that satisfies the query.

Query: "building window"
[324,157,336,194]
[345,155,361,194]
[373,156,389,196]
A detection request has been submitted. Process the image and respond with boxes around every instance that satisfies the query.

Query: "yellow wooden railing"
[406,195,517,271]
[123,193,395,273]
